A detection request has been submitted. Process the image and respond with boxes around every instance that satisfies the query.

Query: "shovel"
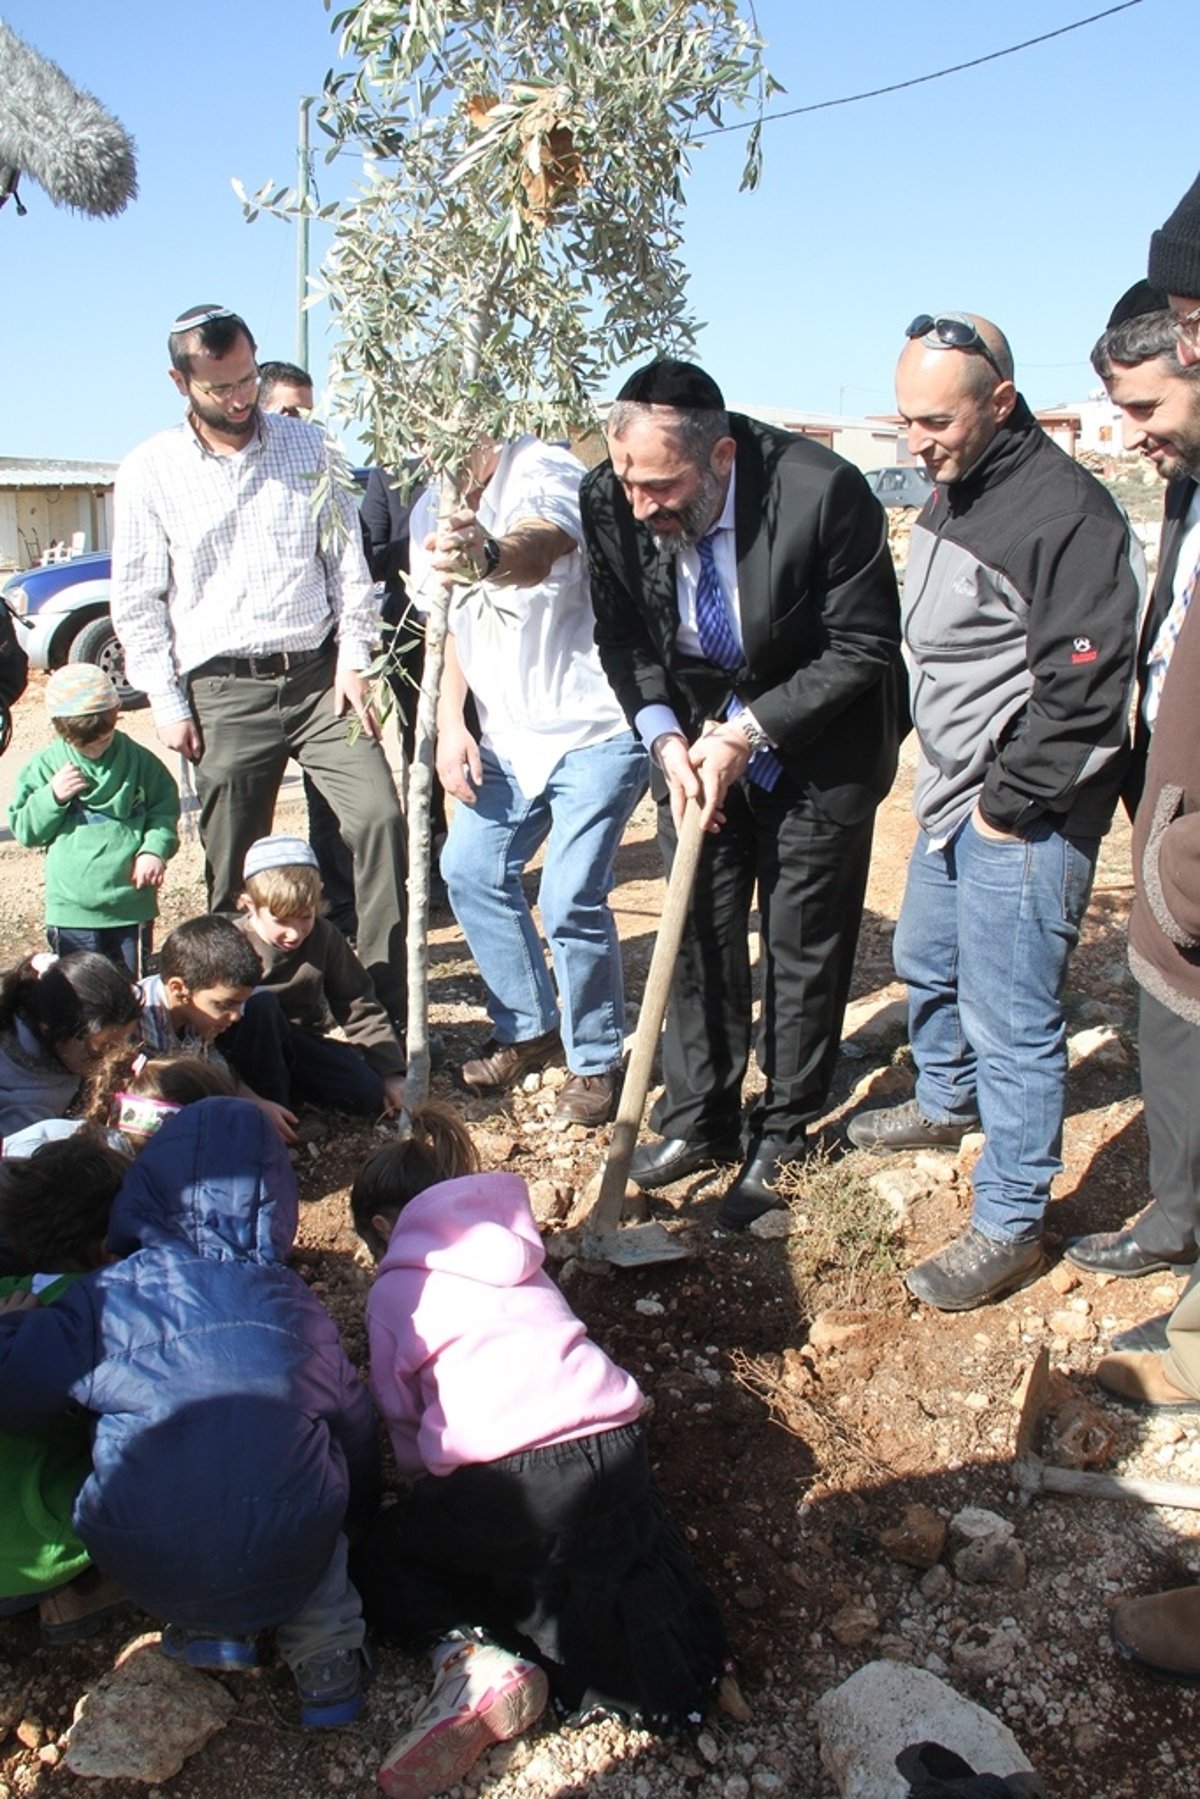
[577,797,706,1268]
[1013,1347,1200,1511]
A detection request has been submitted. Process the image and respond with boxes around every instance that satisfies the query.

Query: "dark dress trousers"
[581,412,907,1151]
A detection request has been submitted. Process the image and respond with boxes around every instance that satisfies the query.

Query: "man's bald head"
[895,313,1017,486]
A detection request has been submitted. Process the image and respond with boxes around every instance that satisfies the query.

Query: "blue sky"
[0,0,1192,464]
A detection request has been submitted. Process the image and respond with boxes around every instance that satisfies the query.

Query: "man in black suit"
[581,358,904,1229]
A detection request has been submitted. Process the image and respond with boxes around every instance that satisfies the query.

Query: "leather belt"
[190,636,334,681]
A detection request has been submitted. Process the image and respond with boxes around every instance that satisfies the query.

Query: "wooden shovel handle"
[583,798,706,1238]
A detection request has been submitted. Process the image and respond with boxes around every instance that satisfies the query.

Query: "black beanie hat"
[616,358,725,410]
[1148,172,1200,299]
[1106,279,1169,330]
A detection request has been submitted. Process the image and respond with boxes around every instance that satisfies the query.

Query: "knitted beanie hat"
[44,664,120,717]
[1148,172,1200,299]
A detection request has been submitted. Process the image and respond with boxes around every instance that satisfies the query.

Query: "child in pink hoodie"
[351,1103,727,1799]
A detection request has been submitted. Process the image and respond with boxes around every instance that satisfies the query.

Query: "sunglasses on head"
[906,313,1005,382]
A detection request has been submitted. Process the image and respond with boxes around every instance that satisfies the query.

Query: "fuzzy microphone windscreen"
[0,21,137,219]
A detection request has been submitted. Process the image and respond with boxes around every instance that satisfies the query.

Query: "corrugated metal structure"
[0,457,118,573]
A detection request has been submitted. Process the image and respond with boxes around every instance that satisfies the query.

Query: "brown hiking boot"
[39,1567,130,1646]
[555,1071,617,1126]
[1111,1586,1200,1681]
[460,1028,562,1093]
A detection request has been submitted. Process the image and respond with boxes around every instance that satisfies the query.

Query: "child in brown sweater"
[232,836,405,1118]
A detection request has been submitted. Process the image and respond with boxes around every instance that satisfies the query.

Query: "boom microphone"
[0,21,137,219]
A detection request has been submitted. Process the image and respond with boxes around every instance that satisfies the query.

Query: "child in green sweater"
[9,666,180,978]
[0,1128,132,1643]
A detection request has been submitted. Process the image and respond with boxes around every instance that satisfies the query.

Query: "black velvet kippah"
[1106,279,1169,329]
[615,358,725,409]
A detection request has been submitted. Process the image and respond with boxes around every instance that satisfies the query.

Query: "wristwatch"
[735,710,771,753]
[480,535,502,578]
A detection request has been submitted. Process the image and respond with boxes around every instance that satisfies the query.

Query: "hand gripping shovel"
[577,798,705,1268]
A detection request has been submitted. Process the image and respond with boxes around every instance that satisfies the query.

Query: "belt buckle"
[247,651,285,678]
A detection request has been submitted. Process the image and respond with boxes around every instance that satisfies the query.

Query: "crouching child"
[351,1104,728,1799]
[233,835,406,1118]
[0,1097,379,1727]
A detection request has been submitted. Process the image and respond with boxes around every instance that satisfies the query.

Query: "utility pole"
[296,97,312,369]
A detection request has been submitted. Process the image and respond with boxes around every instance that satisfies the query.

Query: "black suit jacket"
[1125,473,1197,816]
[359,466,415,627]
[581,412,907,827]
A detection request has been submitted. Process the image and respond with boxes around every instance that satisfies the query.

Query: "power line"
[696,0,1148,139]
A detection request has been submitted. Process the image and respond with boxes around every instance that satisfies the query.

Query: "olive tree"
[239,0,774,1110]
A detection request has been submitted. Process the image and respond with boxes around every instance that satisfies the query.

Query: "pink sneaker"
[378,1639,549,1798]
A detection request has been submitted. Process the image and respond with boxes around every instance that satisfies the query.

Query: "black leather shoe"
[905,1224,1045,1312]
[629,1134,742,1191]
[1064,1228,1197,1279]
[717,1146,806,1231]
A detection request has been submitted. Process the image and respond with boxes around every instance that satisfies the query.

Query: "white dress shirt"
[631,470,769,752]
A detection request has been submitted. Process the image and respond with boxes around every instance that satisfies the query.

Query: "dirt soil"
[1,673,1199,1799]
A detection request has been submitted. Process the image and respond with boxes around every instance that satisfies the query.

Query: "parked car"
[1,466,378,714]
[864,466,934,509]
[1,551,144,708]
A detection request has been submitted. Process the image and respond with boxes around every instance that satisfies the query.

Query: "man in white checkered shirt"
[109,303,408,1030]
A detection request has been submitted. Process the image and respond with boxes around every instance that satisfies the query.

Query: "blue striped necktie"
[695,533,782,790]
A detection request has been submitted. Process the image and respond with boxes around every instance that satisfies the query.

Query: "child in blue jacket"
[0,1096,378,1727]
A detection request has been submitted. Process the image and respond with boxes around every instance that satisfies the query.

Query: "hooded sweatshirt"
[367,1171,643,1479]
[0,1098,378,1632]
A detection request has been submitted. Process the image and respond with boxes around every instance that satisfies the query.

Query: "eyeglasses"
[1172,301,1200,344]
[191,369,261,403]
[171,303,237,334]
[906,313,1006,382]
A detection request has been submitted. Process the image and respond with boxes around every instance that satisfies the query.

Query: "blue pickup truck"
[1,551,143,708]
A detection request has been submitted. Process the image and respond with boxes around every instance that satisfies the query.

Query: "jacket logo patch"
[1070,635,1098,665]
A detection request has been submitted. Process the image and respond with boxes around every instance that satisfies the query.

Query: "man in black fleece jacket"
[849,313,1143,1311]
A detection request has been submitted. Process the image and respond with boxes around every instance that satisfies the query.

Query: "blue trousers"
[220,990,386,1116]
[440,733,648,1076]
[893,816,1097,1242]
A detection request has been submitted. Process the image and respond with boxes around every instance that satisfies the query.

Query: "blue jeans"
[440,733,648,1075]
[47,921,152,979]
[893,816,1097,1243]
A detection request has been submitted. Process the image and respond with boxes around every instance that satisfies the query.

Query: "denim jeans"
[440,732,648,1075]
[275,1533,364,1671]
[47,921,152,979]
[893,815,1098,1243]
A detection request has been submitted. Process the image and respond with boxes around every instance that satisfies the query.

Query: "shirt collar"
[182,410,266,461]
[709,464,736,537]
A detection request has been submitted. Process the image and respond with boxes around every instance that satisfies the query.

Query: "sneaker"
[294,1641,374,1729]
[905,1224,1045,1312]
[555,1071,617,1126]
[39,1568,130,1646]
[847,1097,979,1154]
[378,1639,549,1799]
[159,1624,261,1671]
[460,1028,562,1094]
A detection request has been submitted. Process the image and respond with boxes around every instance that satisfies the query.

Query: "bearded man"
[581,358,905,1229]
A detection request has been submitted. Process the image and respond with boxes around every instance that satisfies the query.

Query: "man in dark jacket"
[1086,187,1200,1678]
[0,1098,379,1727]
[849,314,1142,1312]
[582,358,905,1229]
[1065,302,1200,1279]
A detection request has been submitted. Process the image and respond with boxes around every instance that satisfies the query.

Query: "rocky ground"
[2,645,1199,1796]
